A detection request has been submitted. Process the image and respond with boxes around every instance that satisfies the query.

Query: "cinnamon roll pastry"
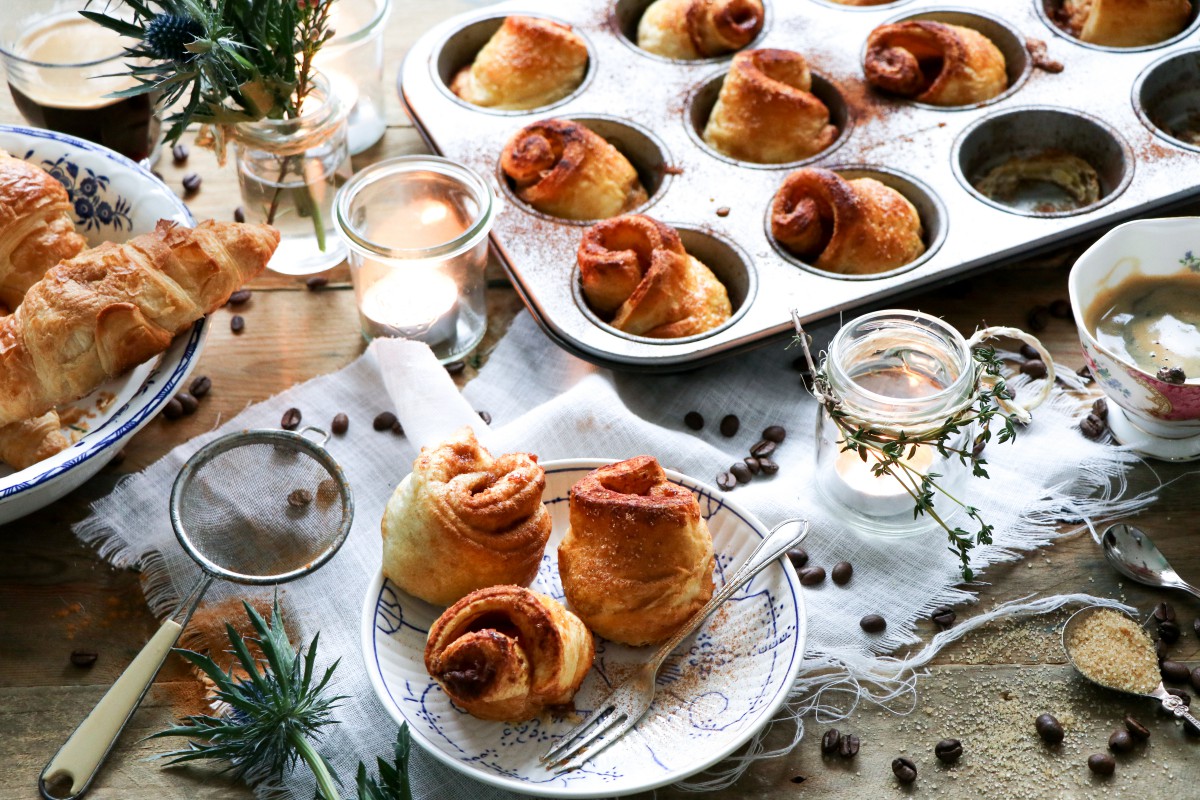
[864,21,1008,106]
[382,427,552,606]
[702,49,838,164]
[637,0,765,60]
[1054,0,1191,46]
[500,119,648,221]
[578,215,731,338]
[450,16,588,110]
[558,457,715,646]
[425,585,594,721]
[770,168,925,275]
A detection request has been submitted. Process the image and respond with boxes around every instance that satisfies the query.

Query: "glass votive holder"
[334,156,497,362]
[315,0,391,155]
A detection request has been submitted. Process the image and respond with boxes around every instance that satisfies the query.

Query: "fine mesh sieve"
[41,427,354,800]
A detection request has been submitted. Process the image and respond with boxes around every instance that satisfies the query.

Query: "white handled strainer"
[39,426,354,800]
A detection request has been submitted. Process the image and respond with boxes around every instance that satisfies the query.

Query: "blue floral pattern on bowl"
[27,150,135,233]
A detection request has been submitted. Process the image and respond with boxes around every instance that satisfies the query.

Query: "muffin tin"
[399,0,1200,371]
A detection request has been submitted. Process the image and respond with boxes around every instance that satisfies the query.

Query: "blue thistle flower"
[144,13,204,62]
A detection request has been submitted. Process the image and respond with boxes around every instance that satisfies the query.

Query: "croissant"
[382,427,552,606]
[702,49,838,164]
[770,168,925,275]
[0,149,87,312]
[578,215,731,338]
[500,119,648,221]
[425,585,594,721]
[558,457,714,646]
[1055,0,1191,46]
[450,16,589,111]
[637,0,765,60]
[864,21,1007,106]
[0,220,278,428]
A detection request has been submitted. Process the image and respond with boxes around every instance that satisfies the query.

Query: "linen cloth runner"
[76,312,1150,799]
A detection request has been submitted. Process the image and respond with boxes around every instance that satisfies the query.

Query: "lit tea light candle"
[359,268,459,345]
[830,444,936,518]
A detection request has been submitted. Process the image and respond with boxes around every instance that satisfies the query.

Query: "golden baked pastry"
[0,412,68,470]
[450,16,588,110]
[1055,0,1191,46]
[770,168,925,275]
[382,427,552,606]
[558,456,715,646]
[828,0,897,4]
[702,49,838,164]
[864,21,1007,106]
[0,149,87,311]
[637,0,765,60]
[500,119,648,221]
[0,220,279,428]
[578,214,731,338]
[425,585,594,721]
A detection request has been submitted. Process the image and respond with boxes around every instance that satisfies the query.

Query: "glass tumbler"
[334,156,497,362]
[315,0,391,155]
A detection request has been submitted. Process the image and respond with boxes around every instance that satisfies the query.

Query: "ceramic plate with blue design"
[0,126,201,524]
[361,459,806,798]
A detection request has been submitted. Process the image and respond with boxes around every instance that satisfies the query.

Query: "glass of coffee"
[0,0,160,165]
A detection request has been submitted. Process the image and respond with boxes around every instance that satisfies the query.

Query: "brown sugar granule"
[1066,609,1159,694]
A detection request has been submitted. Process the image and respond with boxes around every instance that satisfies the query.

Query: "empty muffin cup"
[955,106,1133,217]
[1038,0,1200,52]
[812,0,916,10]
[612,0,771,63]
[686,68,852,168]
[1134,47,1200,153]
[572,225,757,344]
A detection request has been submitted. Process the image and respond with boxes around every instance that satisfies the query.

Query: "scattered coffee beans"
[230,314,245,334]
[477,410,492,426]
[1108,729,1134,753]
[1157,366,1186,385]
[1191,667,1200,692]
[1159,620,1181,643]
[750,439,777,458]
[70,650,98,667]
[1049,299,1072,319]
[860,614,886,633]
[716,471,736,491]
[189,375,212,398]
[787,547,808,569]
[743,457,761,475]
[719,414,740,437]
[931,605,957,628]
[1091,397,1108,420]
[758,457,779,475]
[331,413,349,435]
[1154,602,1176,623]
[934,738,962,763]
[1021,359,1048,379]
[762,425,786,443]
[444,360,465,375]
[182,172,202,194]
[1026,306,1049,332]
[228,289,252,305]
[838,734,859,758]
[171,143,189,164]
[831,561,853,585]
[373,411,398,431]
[1162,660,1189,683]
[234,205,246,223]
[684,411,704,430]
[1035,713,1064,744]
[715,206,730,217]
[730,462,752,484]
[1019,342,1040,360]
[281,408,302,430]
[175,392,199,416]
[306,276,329,290]
[892,757,917,784]
[1157,638,1169,663]
[1124,715,1150,741]
[1087,753,1115,776]
[162,397,184,420]
[821,728,841,755]
[288,488,313,508]
[799,566,826,586]
[1080,414,1105,440]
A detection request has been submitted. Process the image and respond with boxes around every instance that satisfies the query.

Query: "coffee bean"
[172,143,189,164]
[831,561,853,585]
[799,566,825,586]
[1019,343,1040,360]
[1124,715,1150,741]
[230,314,245,334]
[684,411,704,430]
[306,276,329,290]
[1154,602,1176,623]
[189,375,212,398]
[288,488,312,508]
[228,289,252,305]
[860,614,886,633]
[1157,638,1169,663]
[758,457,779,475]
[1159,620,1181,643]
[750,439,776,458]
[719,414,739,437]
[70,650,98,667]
[1157,366,1186,385]
[935,738,962,763]
[175,392,199,416]
[1108,729,1134,753]
[892,756,917,784]
[1087,753,1115,776]
[234,205,246,223]
[331,413,349,435]
[1080,414,1105,440]
[1035,713,1064,744]
[931,605,957,628]
[182,172,202,194]
[1077,364,1093,380]
[1091,397,1108,420]
[743,456,761,475]
[444,360,466,375]
[1027,306,1049,332]
[162,397,183,420]
[762,425,786,443]
[1049,299,1072,319]
[281,407,302,430]
[373,411,398,431]
[1162,660,1189,683]
[730,462,752,484]
[821,728,841,755]
[1021,359,1048,379]
[716,471,736,491]
[715,206,730,217]
[787,547,808,569]
[838,734,859,758]
[1190,667,1200,692]
[477,410,492,425]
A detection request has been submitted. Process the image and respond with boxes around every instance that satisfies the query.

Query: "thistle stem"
[289,729,340,800]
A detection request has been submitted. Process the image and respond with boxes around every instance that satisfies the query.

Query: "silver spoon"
[1101,523,1200,600]
[1062,606,1200,728]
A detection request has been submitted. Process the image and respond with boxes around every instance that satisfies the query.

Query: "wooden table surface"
[3,2,1199,798]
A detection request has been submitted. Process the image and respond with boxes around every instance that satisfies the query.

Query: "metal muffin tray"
[399,0,1200,371]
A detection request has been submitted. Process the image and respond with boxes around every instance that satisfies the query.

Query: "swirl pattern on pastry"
[1054,0,1191,46]
[864,21,1007,106]
[500,119,649,221]
[637,0,765,60]
[770,168,925,275]
[425,585,594,721]
[382,427,552,606]
[702,49,838,164]
[450,16,588,110]
[578,214,731,338]
[558,456,715,646]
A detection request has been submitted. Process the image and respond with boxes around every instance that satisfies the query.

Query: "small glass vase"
[235,73,351,275]
[315,0,391,155]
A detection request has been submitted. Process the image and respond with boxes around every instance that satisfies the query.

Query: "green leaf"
[79,10,146,38]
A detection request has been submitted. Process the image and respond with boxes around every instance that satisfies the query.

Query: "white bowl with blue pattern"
[0,125,201,525]
[361,459,807,797]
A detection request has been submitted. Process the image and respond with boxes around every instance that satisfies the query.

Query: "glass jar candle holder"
[334,156,497,362]
[315,0,390,155]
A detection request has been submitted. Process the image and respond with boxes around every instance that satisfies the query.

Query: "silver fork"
[540,517,810,773]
